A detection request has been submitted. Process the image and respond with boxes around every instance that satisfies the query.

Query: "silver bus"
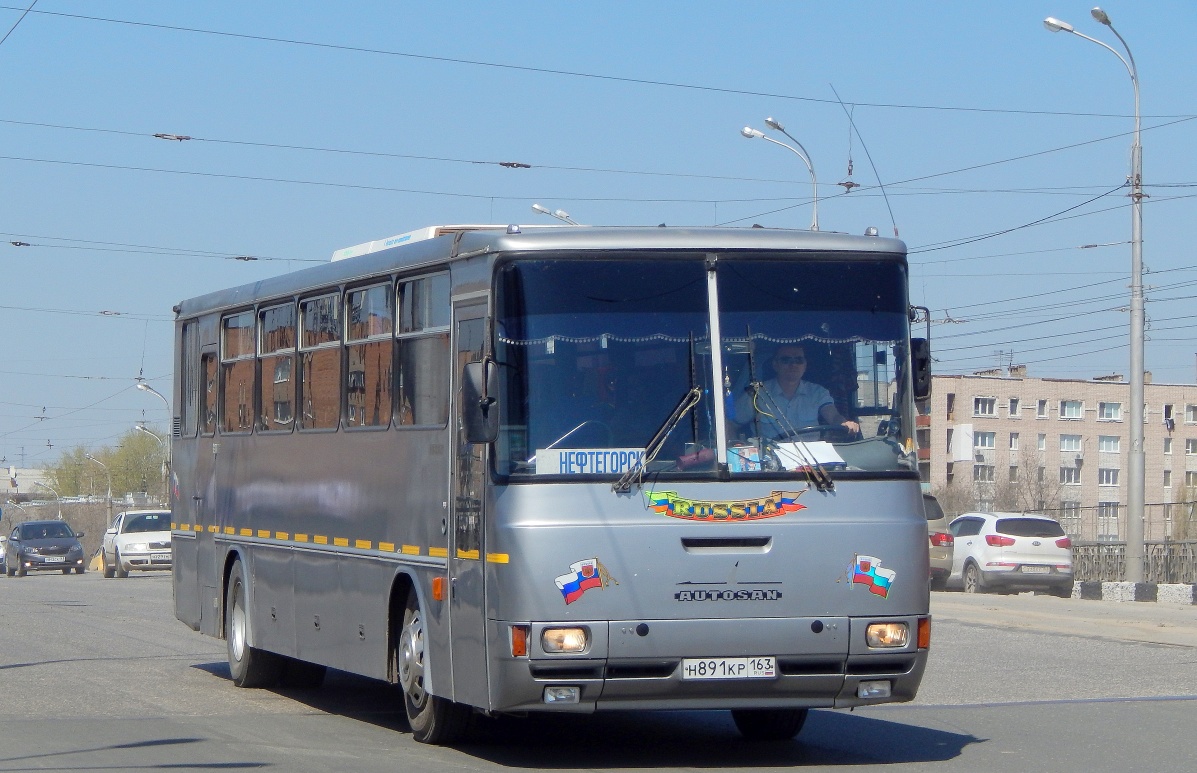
[171,224,932,743]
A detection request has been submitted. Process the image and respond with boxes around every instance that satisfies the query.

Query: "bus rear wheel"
[731,708,809,741]
[225,561,284,688]
[397,589,470,744]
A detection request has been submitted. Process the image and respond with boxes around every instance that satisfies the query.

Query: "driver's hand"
[842,420,860,434]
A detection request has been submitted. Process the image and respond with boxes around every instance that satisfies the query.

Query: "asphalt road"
[1,571,1194,772]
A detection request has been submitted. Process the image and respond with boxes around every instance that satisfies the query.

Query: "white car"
[947,512,1073,596]
[101,509,172,578]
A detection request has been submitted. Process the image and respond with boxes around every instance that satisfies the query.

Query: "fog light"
[857,680,892,699]
[866,622,909,648]
[541,627,588,653]
[543,686,580,704]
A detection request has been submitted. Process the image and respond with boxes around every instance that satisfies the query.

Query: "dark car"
[5,520,87,576]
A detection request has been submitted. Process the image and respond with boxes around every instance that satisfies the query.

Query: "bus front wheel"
[398,589,470,744]
[226,561,284,688]
[731,708,809,741]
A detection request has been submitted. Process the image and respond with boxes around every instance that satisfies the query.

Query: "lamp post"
[1044,8,1144,582]
[85,454,114,525]
[135,423,169,504]
[136,380,173,468]
[741,121,819,231]
[32,481,63,520]
[531,203,578,225]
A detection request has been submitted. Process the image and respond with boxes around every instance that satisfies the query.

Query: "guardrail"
[1073,540,1197,584]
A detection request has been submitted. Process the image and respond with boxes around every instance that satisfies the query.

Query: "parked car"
[5,520,87,576]
[101,509,172,578]
[924,493,953,590]
[947,512,1073,596]
[0,535,7,574]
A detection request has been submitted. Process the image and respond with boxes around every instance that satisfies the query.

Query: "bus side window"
[299,293,342,430]
[396,274,450,427]
[220,311,255,434]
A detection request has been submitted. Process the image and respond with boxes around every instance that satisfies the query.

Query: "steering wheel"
[778,425,861,443]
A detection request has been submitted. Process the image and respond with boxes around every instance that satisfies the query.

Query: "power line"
[0,0,36,47]
[6,4,1196,120]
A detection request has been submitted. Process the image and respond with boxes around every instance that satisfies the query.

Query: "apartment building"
[918,370,1197,541]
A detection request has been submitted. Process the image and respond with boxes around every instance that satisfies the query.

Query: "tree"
[44,427,168,501]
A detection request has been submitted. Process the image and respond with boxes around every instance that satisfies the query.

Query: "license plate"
[152,553,171,562]
[1021,565,1050,574]
[681,657,776,680]
[43,556,65,563]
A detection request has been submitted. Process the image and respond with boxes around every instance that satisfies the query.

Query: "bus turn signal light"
[918,617,931,649]
[431,576,446,601]
[511,625,529,657]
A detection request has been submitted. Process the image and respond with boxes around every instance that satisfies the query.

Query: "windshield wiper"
[612,386,703,493]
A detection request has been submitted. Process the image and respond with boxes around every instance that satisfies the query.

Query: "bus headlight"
[865,622,908,648]
[541,627,589,653]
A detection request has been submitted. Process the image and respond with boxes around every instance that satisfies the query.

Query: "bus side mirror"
[911,338,931,401]
[462,360,499,444]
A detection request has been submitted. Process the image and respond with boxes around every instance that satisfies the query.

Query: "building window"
[1098,468,1119,486]
[975,431,996,449]
[1038,433,1046,451]
[1037,399,1048,418]
[1060,501,1081,536]
[977,499,994,513]
[1187,439,1197,456]
[973,465,995,482]
[1098,402,1121,421]
[974,397,997,417]
[1187,405,1197,424]
[1164,404,1175,431]
[1164,469,1172,488]
[1008,397,1020,416]
[1098,435,1120,453]
[1037,466,1046,483]
[1059,434,1082,453]
[1187,470,1197,489]
[946,464,954,483]
[1060,467,1081,485]
[946,393,955,421]
[1164,437,1173,455]
[1009,465,1019,482]
[1010,432,1020,451]
[1060,400,1082,419]
[1097,502,1120,541]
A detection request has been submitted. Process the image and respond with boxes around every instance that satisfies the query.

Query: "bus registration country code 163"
[682,657,777,680]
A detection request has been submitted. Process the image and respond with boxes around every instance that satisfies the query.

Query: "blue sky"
[2,1,1195,468]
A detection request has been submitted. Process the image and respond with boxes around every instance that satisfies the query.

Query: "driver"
[733,343,860,440]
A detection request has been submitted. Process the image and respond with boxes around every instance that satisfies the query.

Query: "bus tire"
[731,708,809,741]
[225,560,284,688]
[398,589,470,744]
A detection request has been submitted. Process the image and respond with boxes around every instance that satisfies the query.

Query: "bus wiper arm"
[613,386,703,493]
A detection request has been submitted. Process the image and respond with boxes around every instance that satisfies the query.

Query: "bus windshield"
[494,253,915,478]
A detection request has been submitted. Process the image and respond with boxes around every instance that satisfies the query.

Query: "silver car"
[948,512,1073,596]
[101,510,172,578]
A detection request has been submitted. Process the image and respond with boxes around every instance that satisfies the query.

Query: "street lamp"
[741,120,819,231]
[32,481,63,520]
[85,454,114,524]
[135,423,170,504]
[531,203,578,225]
[1044,7,1144,582]
[136,380,171,411]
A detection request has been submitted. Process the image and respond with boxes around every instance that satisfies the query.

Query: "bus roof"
[176,225,907,319]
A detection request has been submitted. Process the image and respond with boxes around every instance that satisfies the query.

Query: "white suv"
[948,512,1073,596]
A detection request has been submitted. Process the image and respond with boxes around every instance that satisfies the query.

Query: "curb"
[1073,581,1197,604]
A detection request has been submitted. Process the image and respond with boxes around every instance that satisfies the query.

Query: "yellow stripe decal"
[428,547,448,558]
[294,533,309,543]
[276,532,289,541]
[170,522,177,530]
[355,539,371,549]
[224,526,235,535]
[379,542,396,553]
[257,529,270,538]
[333,537,349,547]
[314,535,328,545]
[401,544,421,555]
[486,553,510,564]
[240,528,253,537]
[456,549,481,560]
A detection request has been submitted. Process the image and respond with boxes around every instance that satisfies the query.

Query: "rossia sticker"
[645,490,805,521]
[844,554,897,599]
[555,558,618,605]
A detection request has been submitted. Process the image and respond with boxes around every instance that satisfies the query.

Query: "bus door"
[448,302,489,707]
[194,346,221,634]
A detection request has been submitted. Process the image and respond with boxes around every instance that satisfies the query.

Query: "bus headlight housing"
[865,622,909,648]
[541,627,589,653]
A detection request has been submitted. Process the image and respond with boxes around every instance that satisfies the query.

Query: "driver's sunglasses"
[775,356,806,365]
